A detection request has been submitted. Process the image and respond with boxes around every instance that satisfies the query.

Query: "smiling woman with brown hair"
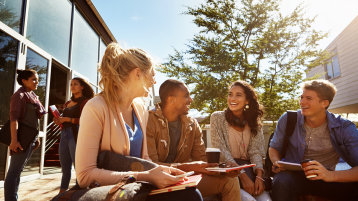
[210,80,271,201]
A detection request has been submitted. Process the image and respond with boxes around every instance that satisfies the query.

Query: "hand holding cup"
[301,159,318,179]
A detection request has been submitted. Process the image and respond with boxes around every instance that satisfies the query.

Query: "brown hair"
[159,79,185,107]
[302,79,337,109]
[71,77,95,100]
[225,80,264,136]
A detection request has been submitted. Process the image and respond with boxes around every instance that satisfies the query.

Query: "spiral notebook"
[149,174,202,195]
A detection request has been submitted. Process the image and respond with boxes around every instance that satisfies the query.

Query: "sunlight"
[281,0,358,48]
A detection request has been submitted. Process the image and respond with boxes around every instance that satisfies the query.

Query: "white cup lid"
[205,148,220,152]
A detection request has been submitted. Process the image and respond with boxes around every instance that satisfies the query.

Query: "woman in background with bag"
[53,77,94,194]
[75,43,202,201]
[5,69,46,201]
[210,80,271,201]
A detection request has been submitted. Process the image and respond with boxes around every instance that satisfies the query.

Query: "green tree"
[161,0,327,122]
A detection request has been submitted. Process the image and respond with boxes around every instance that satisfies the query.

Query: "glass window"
[0,30,18,180]
[71,8,99,84]
[0,0,23,33]
[332,55,340,77]
[325,53,341,80]
[26,0,71,65]
[325,62,333,80]
[99,39,106,62]
[26,48,49,131]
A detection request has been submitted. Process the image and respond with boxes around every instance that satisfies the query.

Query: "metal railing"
[45,121,61,153]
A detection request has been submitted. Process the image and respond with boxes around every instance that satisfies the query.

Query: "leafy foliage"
[161,0,327,122]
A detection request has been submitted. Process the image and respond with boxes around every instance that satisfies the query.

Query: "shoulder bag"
[0,120,38,151]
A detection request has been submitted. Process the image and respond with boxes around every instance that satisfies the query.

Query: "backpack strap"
[281,110,297,157]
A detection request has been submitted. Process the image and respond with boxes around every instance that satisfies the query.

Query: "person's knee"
[272,172,295,190]
[271,172,298,200]
[185,188,203,201]
[222,176,240,195]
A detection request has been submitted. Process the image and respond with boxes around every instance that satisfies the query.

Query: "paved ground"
[0,171,76,201]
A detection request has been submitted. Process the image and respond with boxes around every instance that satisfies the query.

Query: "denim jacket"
[270,110,358,167]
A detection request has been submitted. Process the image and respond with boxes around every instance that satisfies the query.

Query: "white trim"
[0,21,24,41]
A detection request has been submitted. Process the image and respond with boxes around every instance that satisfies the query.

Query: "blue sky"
[92,0,358,96]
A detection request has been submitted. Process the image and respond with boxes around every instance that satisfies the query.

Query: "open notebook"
[205,164,256,172]
[149,174,202,195]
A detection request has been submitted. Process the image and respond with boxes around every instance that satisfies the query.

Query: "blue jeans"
[4,140,36,201]
[272,171,358,201]
[59,127,76,190]
[146,187,203,201]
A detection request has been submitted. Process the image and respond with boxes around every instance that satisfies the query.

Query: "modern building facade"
[307,15,358,115]
[0,0,116,185]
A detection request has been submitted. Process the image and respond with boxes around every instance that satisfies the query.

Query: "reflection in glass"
[326,62,333,80]
[332,55,340,77]
[71,8,99,84]
[26,48,49,131]
[0,0,23,33]
[99,39,106,63]
[26,0,71,65]
[0,30,18,180]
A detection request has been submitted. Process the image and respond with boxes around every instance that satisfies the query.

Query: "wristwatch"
[239,169,246,175]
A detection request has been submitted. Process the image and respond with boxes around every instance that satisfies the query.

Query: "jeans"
[272,171,358,201]
[4,140,36,201]
[146,187,203,201]
[59,126,77,190]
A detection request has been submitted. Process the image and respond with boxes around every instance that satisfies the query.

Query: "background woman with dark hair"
[5,69,46,201]
[53,77,94,194]
[210,80,271,201]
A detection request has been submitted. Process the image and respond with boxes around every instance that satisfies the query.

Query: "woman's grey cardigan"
[210,111,265,170]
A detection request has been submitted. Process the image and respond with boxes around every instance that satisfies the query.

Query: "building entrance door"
[45,62,68,167]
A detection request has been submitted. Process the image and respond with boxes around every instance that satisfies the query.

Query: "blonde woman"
[75,43,202,201]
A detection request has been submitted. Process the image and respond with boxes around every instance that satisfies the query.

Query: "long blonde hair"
[98,42,153,111]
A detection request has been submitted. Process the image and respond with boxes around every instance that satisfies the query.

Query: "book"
[205,164,256,172]
[49,105,62,129]
[49,105,61,118]
[149,174,202,195]
[277,161,302,171]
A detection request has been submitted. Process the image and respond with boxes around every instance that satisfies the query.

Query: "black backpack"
[264,110,297,177]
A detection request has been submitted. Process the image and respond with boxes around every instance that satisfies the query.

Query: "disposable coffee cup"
[206,148,220,163]
[301,159,317,178]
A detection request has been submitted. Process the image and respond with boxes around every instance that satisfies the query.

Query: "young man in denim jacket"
[269,79,358,201]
